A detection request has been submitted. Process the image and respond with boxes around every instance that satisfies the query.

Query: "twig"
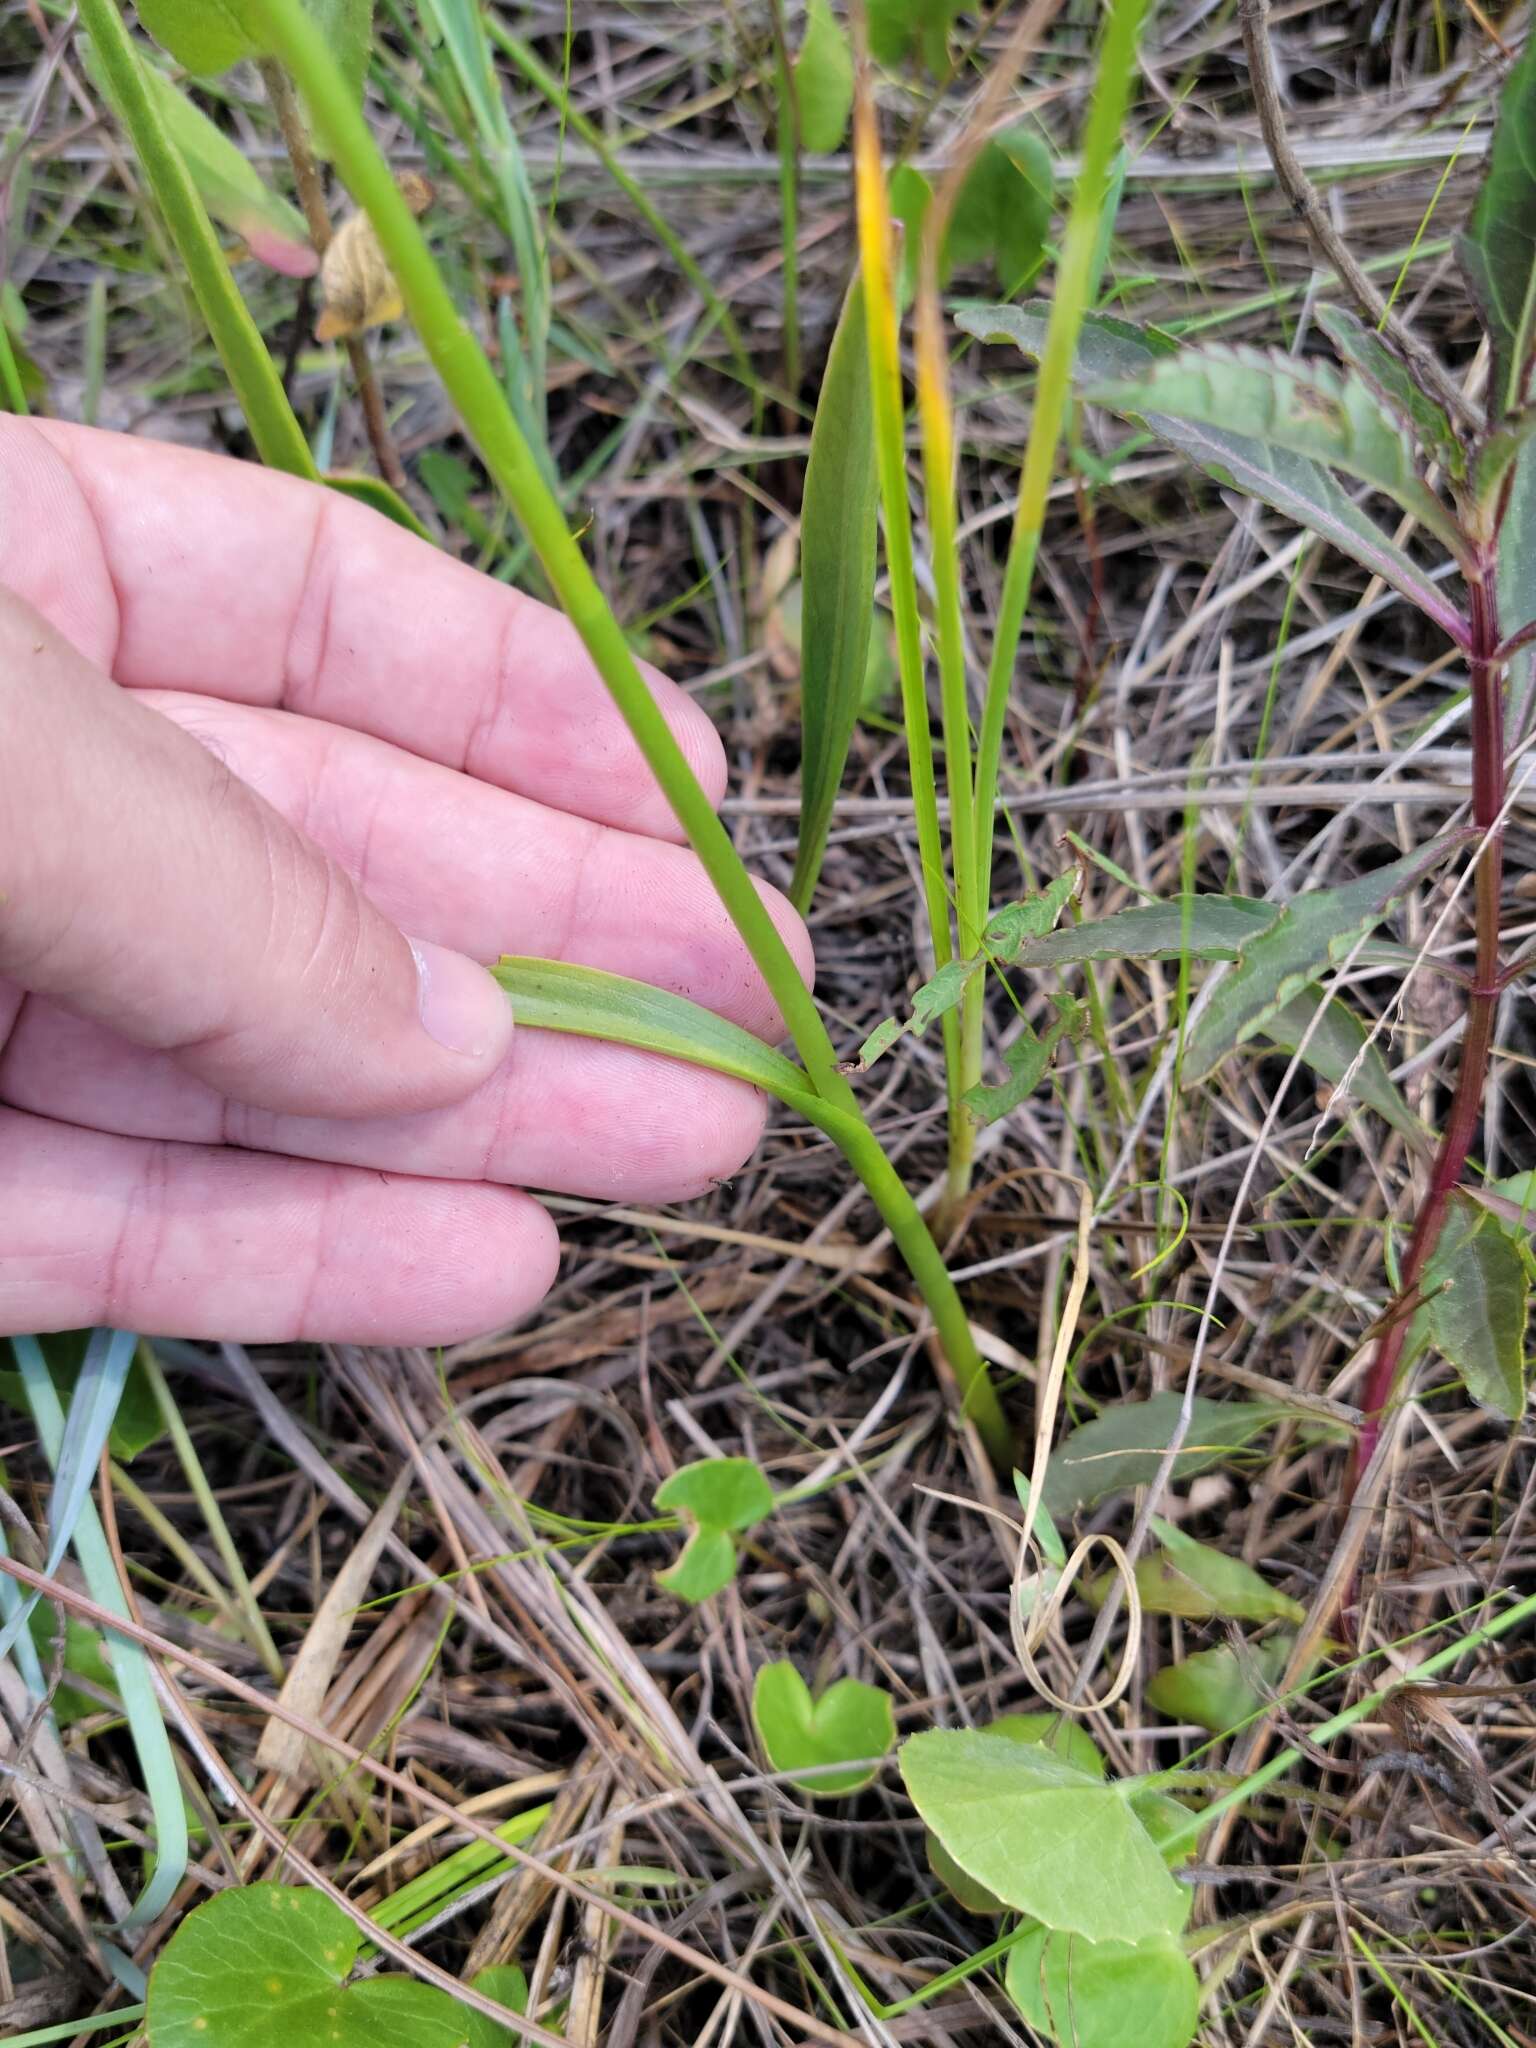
[259,57,407,489]
[1238,0,1481,432]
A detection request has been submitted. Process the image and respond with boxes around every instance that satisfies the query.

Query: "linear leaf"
[791,276,878,907]
[1459,34,1536,419]
[1088,343,1463,552]
[957,302,1469,642]
[1422,1201,1529,1420]
[1184,834,1464,1083]
[1250,985,1424,1142]
[1315,304,1464,478]
[793,0,853,154]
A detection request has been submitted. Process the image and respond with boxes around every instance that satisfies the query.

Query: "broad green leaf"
[0,1329,163,1463]
[1131,1789,1200,1868]
[1421,1201,1529,1419]
[465,1966,529,2048]
[868,0,962,72]
[901,1730,1189,1943]
[1471,406,1536,506]
[793,0,853,154]
[136,0,257,74]
[147,1882,520,2047]
[654,1459,774,1605]
[1108,1519,1304,1624]
[493,958,821,1121]
[1042,1395,1306,1519]
[1316,304,1464,478]
[948,127,1053,293]
[80,40,316,278]
[963,993,1084,1127]
[324,471,434,540]
[751,1661,895,1795]
[1014,893,1276,968]
[791,276,877,908]
[1459,33,1536,418]
[1251,985,1423,1142]
[1005,1924,1199,2048]
[1498,427,1536,735]
[26,1606,116,1726]
[956,302,1467,638]
[924,1715,1106,1914]
[1146,1635,1295,1736]
[1087,343,1463,553]
[306,0,374,109]
[1184,835,1463,1083]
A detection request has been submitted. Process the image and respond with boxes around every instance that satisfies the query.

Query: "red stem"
[1348,556,1504,1492]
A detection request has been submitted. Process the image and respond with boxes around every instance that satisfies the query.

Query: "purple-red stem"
[1347,554,1505,1493]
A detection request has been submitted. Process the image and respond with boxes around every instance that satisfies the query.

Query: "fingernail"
[411,939,511,1059]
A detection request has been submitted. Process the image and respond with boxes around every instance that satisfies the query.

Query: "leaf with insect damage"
[963,993,1085,1127]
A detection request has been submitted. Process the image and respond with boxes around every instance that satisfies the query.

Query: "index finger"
[0,417,726,841]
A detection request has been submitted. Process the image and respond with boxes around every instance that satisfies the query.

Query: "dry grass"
[3,2,1536,2042]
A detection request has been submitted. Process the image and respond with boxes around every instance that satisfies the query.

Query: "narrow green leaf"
[1422,1202,1529,1419]
[136,0,257,74]
[1250,986,1424,1142]
[957,303,1470,642]
[1315,303,1465,478]
[1475,405,1536,509]
[900,1730,1189,1943]
[791,276,877,908]
[1146,1635,1295,1736]
[82,41,315,277]
[323,470,433,540]
[1088,343,1463,552]
[793,0,853,154]
[1458,34,1536,419]
[752,1661,895,1796]
[1043,1394,1310,1519]
[1184,835,1464,1083]
[1110,1519,1304,1624]
[1006,1925,1199,2048]
[1013,893,1277,967]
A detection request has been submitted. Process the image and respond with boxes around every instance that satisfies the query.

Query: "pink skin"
[0,421,813,1345]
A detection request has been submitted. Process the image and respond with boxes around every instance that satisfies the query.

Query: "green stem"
[769,0,802,401]
[84,0,317,479]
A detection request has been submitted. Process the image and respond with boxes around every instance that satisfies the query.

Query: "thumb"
[0,592,513,1118]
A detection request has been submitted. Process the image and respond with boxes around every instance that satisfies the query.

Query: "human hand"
[0,421,811,1345]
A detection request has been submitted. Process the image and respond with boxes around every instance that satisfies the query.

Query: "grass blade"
[790,274,878,910]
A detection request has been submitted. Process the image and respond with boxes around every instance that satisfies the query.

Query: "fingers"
[0,1108,560,1344]
[0,416,726,840]
[0,593,512,1119]
[2,1002,773,1204]
[136,690,813,1040]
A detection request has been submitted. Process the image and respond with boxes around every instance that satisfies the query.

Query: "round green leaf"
[751,1661,895,1796]
[900,1731,1188,1944]
[653,1458,774,1532]
[1005,1924,1200,2048]
[655,1525,737,1605]
[986,1713,1107,1780]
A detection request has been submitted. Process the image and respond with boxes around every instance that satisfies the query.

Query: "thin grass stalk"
[84,0,316,479]
[971,0,1149,929]
[244,0,1010,1464]
[851,67,962,1128]
[769,0,802,401]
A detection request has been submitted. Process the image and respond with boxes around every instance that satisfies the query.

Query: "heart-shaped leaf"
[1005,1924,1200,2048]
[147,1883,527,2047]
[900,1730,1189,1944]
[653,1458,774,1605]
[752,1661,895,1796]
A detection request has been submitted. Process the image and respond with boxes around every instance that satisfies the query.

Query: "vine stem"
[1347,555,1504,1494]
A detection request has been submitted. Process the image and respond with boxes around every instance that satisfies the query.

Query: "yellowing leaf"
[317,173,432,340]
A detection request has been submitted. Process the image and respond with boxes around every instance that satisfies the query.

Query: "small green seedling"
[751,1660,896,1796]
[146,1883,527,2047]
[653,1457,774,1604]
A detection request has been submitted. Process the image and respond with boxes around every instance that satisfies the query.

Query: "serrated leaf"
[957,302,1468,639]
[1250,985,1424,1142]
[1184,835,1463,1084]
[901,1730,1189,1943]
[793,0,853,154]
[791,275,877,907]
[1315,304,1465,478]
[1459,34,1536,419]
[1087,343,1462,553]
[80,39,316,278]
[1146,1635,1295,1736]
[752,1662,895,1796]
[1109,1519,1304,1624]
[1043,1394,1309,1519]
[147,1882,521,2047]
[1422,1203,1529,1419]
[136,0,257,74]
[1006,1924,1199,2048]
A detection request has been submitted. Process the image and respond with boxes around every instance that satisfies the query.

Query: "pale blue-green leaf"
[1251,985,1424,1142]
[1043,1393,1311,1518]
[791,275,877,907]
[956,303,1468,640]
[752,1661,895,1796]
[1315,304,1464,477]
[900,1730,1189,1942]
[1422,1205,1529,1419]
[1458,33,1536,418]
[1184,834,1464,1082]
[1006,1925,1199,2048]
[793,0,853,153]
